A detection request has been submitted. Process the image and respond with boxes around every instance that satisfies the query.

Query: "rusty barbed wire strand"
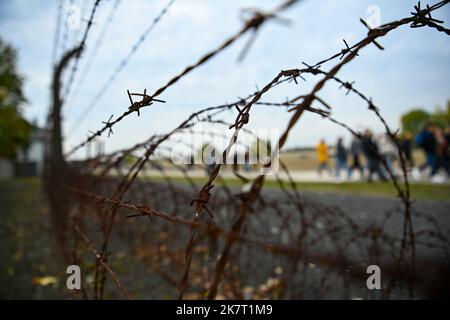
[51,0,65,67]
[66,0,302,156]
[90,90,273,298]
[62,0,102,100]
[310,106,416,298]
[67,0,176,135]
[59,0,75,60]
[71,0,92,49]
[65,0,122,118]
[64,184,442,297]
[198,1,450,299]
[71,95,297,298]
[62,152,446,300]
[178,69,302,298]
[293,70,417,282]
[45,0,450,300]
[410,1,450,34]
[73,224,130,299]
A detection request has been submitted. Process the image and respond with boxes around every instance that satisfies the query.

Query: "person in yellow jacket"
[316,139,330,176]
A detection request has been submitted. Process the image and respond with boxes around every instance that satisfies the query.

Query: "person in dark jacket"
[435,127,450,177]
[335,137,348,179]
[445,126,450,146]
[416,122,438,177]
[401,131,414,168]
[348,137,364,179]
[362,129,387,182]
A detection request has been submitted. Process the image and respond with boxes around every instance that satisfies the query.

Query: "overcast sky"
[1,0,449,158]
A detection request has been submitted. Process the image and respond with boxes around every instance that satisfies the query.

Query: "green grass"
[147,175,450,201]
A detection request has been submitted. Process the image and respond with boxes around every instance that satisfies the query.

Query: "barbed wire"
[72,0,92,45]
[44,0,450,300]
[67,0,174,135]
[180,0,450,299]
[51,0,64,67]
[62,0,102,101]
[65,0,121,115]
[59,0,74,61]
[65,0,302,156]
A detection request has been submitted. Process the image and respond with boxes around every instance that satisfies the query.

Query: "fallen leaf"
[13,249,23,261]
[33,276,58,286]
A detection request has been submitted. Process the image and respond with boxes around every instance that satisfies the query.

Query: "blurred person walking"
[348,137,364,179]
[435,127,450,178]
[378,133,398,178]
[445,127,450,146]
[401,132,414,169]
[416,122,438,178]
[362,130,387,182]
[335,137,348,180]
[316,139,330,177]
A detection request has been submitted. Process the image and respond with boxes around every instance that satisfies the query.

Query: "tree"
[401,101,450,137]
[400,109,430,137]
[0,38,31,159]
[431,100,450,128]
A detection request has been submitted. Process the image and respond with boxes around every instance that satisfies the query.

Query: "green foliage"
[431,100,450,128]
[123,154,139,166]
[0,38,30,159]
[401,109,430,137]
[401,101,450,137]
[0,108,31,158]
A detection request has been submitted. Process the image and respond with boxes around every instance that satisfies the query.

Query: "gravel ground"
[1,178,449,299]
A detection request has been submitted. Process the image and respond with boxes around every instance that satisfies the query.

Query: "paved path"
[139,167,450,184]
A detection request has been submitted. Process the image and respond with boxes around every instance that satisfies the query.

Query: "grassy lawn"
[268,181,450,201]
[148,175,450,201]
